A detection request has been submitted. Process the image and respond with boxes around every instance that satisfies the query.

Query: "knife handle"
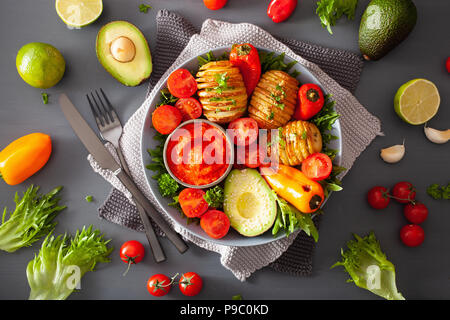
[116,170,189,254]
[116,148,166,263]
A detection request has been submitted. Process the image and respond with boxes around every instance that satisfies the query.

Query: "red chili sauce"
[166,122,231,186]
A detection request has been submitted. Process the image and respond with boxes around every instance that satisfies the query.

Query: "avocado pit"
[110,36,136,63]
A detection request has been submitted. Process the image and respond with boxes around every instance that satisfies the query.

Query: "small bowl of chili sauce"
[163,119,234,189]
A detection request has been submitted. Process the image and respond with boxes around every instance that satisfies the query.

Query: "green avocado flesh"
[224,169,277,237]
[359,0,417,61]
[96,21,152,86]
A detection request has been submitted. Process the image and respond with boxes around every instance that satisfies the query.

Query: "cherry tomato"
[179,272,203,297]
[301,153,332,181]
[229,43,261,95]
[178,188,209,218]
[367,186,390,209]
[236,144,260,168]
[200,209,230,239]
[404,202,428,224]
[119,240,145,276]
[167,68,197,98]
[175,98,202,121]
[147,274,172,297]
[400,224,425,247]
[228,117,259,146]
[392,181,416,203]
[267,0,298,23]
[152,105,182,135]
[203,0,227,10]
[446,57,450,73]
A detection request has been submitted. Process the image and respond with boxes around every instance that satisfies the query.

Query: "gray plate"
[140,46,342,247]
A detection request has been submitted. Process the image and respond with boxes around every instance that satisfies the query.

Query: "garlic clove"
[380,140,405,163]
[424,125,450,144]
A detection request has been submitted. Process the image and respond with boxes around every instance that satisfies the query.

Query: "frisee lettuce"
[27,225,113,300]
[259,51,300,78]
[271,191,319,241]
[0,185,66,253]
[331,232,405,300]
[316,0,359,34]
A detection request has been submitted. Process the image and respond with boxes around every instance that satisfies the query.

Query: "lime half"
[394,79,440,125]
[55,0,103,28]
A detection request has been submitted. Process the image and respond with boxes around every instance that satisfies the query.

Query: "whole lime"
[16,42,66,89]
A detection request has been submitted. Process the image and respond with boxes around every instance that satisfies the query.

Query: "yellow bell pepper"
[0,133,52,185]
[260,164,324,213]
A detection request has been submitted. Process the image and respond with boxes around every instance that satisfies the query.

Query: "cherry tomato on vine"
[367,186,390,209]
[400,224,425,247]
[152,105,182,135]
[119,240,144,276]
[404,202,428,224]
[147,274,173,297]
[179,272,203,297]
[167,68,197,98]
[301,153,332,181]
[392,181,416,203]
[203,0,227,10]
[175,98,202,121]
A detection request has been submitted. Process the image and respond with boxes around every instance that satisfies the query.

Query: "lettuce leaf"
[26,225,113,300]
[331,232,405,300]
[272,192,319,242]
[0,185,66,253]
[316,0,359,34]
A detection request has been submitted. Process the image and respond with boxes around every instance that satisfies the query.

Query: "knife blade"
[59,93,188,254]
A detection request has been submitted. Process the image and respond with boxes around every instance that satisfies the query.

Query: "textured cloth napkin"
[89,10,381,281]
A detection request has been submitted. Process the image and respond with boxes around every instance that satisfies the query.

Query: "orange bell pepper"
[260,164,324,213]
[0,133,52,185]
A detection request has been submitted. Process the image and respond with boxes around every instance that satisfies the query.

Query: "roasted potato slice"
[249,70,299,129]
[196,61,248,124]
[268,120,323,166]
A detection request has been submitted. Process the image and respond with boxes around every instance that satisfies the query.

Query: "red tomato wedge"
[301,153,332,181]
[175,98,203,121]
[178,188,209,218]
[152,105,182,135]
[167,68,197,98]
[228,117,258,146]
[200,210,230,239]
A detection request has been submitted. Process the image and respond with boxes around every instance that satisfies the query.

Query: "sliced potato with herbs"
[249,70,299,129]
[270,120,322,166]
[196,61,248,124]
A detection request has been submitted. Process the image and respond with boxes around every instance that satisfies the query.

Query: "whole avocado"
[359,0,417,61]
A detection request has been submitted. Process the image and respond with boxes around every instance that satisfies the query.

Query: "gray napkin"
[97,10,368,277]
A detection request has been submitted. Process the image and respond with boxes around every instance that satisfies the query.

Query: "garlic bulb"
[380,140,405,163]
[424,125,450,144]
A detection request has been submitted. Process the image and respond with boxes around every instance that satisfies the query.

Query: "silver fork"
[87,89,166,263]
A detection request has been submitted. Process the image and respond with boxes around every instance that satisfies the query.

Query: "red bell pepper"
[229,43,261,96]
[267,0,298,23]
[294,83,325,120]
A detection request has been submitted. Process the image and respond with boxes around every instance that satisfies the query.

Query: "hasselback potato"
[269,120,322,166]
[196,61,248,124]
[248,70,299,129]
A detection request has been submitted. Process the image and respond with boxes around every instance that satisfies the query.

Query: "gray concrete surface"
[0,0,449,300]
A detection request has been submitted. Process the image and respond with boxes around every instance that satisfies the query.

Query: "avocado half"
[224,169,277,237]
[96,21,152,86]
[359,0,417,61]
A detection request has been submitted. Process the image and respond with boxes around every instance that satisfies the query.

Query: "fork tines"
[86,89,120,127]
